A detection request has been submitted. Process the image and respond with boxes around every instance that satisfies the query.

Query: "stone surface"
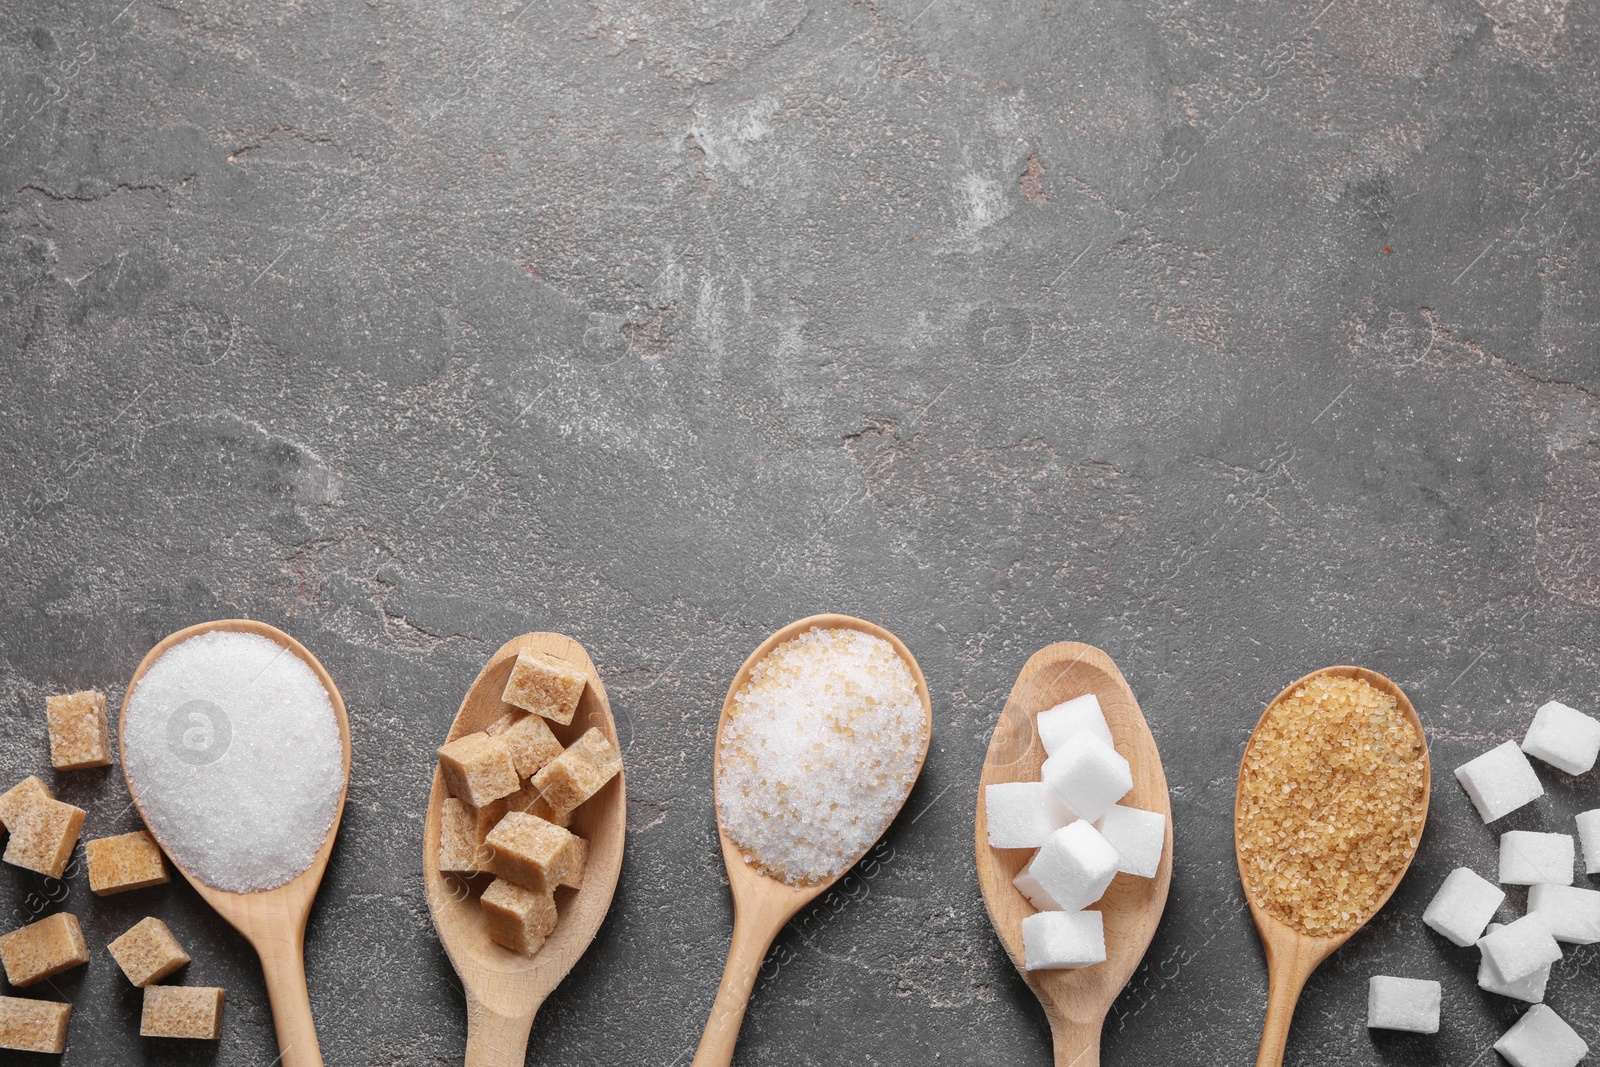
[0,0,1598,1062]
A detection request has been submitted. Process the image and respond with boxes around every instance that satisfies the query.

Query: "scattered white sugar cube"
[1495,1004,1589,1067]
[1528,883,1600,944]
[1013,869,1061,911]
[1500,831,1575,886]
[1037,694,1114,755]
[1478,925,1550,1003]
[1422,867,1505,947]
[1577,809,1600,874]
[1094,805,1165,878]
[1021,909,1106,970]
[1365,976,1440,1034]
[1019,821,1121,911]
[1041,734,1132,822]
[986,783,1075,849]
[1479,913,1563,983]
[1455,741,1544,823]
[1522,700,1600,775]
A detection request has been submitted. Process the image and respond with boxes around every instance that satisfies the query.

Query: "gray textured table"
[2,0,1598,1062]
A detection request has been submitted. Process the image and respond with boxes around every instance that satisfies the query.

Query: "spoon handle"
[255,926,324,1067]
[691,912,778,1067]
[1254,946,1318,1067]
[1048,1016,1101,1067]
[464,996,535,1067]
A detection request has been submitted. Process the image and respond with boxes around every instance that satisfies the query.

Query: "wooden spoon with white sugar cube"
[976,642,1173,1067]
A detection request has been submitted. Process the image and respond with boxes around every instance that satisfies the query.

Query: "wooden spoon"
[1234,666,1430,1067]
[691,613,933,1067]
[423,632,626,1067]
[120,619,351,1067]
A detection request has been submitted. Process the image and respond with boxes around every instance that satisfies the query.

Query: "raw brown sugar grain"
[1236,674,1426,938]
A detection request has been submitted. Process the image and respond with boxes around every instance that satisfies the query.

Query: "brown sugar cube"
[107,918,191,987]
[486,710,564,778]
[86,831,170,895]
[0,914,89,988]
[2,793,85,878]
[141,985,225,1040]
[485,812,587,892]
[0,996,71,1054]
[530,728,622,819]
[45,690,112,770]
[501,650,587,726]
[438,732,520,808]
[0,777,50,833]
[481,878,558,955]
[439,799,488,874]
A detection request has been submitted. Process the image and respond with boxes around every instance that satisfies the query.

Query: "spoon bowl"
[423,632,626,1067]
[976,641,1173,1067]
[1234,665,1429,1067]
[691,613,933,1067]
[121,619,351,1067]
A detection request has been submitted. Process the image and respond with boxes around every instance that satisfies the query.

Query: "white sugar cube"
[1500,831,1575,886]
[1495,1004,1589,1067]
[1094,805,1165,878]
[1037,694,1114,754]
[1455,741,1544,823]
[1041,734,1132,822]
[1012,869,1060,911]
[1021,909,1106,970]
[1522,700,1600,775]
[1479,913,1563,983]
[1019,821,1120,911]
[1422,867,1505,947]
[1577,809,1600,874]
[986,782,1075,849]
[1478,925,1550,1003]
[1365,975,1440,1033]
[1528,883,1600,944]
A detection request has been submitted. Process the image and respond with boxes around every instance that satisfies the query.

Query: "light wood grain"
[422,632,626,1067]
[691,613,933,1067]
[120,619,351,1067]
[975,641,1174,1067]
[1234,665,1430,1067]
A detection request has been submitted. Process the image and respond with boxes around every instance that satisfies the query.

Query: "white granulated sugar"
[715,628,926,886]
[123,631,345,893]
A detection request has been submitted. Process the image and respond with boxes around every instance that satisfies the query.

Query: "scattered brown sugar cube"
[140,985,225,1040]
[0,996,71,1054]
[0,914,89,988]
[2,794,85,878]
[0,777,50,833]
[437,733,520,808]
[502,650,587,726]
[481,878,557,955]
[485,812,587,892]
[439,799,488,874]
[486,710,564,778]
[530,728,622,819]
[86,831,169,895]
[45,690,112,770]
[107,918,190,987]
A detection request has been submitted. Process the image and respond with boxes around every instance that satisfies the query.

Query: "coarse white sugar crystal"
[1041,734,1132,822]
[123,631,345,894]
[985,782,1074,849]
[1365,976,1440,1034]
[1455,741,1544,823]
[1479,913,1563,983]
[715,628,927,886]
[1036,694,1113,755]
[1022,910,1105,970]
[1093,805,1164,878]
[1422,867,1505,947]
[1500,831,1575,886]
[1527,883,1600,945]
[1522,700,1600,776]
[1479,924,1550,1003]
[1495,1004,1589,1067]
[1018,821,1120,912]
[1577,809,1600,875]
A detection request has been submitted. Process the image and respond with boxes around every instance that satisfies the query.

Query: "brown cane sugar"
[140,985,224,1040]
[1236,674,1426,938]
[107,918,191,987]
[0,996,71,1053]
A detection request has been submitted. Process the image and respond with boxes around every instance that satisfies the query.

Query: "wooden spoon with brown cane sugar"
[423,632,625,1067]
[976,642,1174,1067]
[691,613,933,1067]
[1234,666,1429,1067]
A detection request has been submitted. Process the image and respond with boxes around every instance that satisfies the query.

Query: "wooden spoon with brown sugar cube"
[423,633,626,1067]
